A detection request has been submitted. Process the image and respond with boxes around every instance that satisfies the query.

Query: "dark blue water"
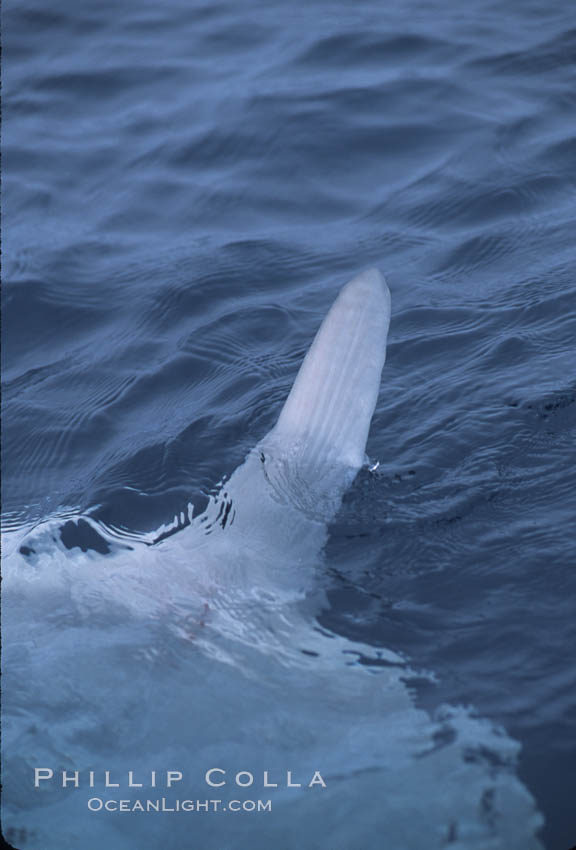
[3,0,576,848]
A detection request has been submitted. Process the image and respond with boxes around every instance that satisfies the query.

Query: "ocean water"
[2,0,576,848]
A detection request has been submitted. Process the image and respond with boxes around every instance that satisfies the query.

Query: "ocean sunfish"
[1,268,544,850]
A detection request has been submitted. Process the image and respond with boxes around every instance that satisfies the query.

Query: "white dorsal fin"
[268,268,390,471]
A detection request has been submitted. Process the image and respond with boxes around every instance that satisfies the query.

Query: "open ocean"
[3,1,576,848]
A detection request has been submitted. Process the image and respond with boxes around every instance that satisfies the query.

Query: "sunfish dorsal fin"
[267,268,391,472]
[194,269,391,565]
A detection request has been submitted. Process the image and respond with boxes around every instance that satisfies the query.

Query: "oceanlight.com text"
[87,798,272,813]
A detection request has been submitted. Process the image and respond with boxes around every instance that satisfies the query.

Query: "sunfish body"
[1,269,544,850]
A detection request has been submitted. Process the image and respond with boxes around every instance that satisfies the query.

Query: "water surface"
[3,0,576,848]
